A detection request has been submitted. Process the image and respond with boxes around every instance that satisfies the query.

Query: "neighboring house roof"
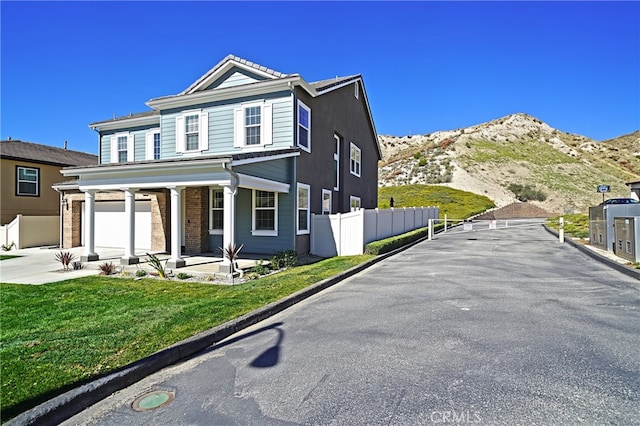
[0,140,98,167]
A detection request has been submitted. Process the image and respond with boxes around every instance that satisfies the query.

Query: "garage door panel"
[82,201,152,250]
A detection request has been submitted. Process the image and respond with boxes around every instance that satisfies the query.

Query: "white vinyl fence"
[311,207,439,257]
[0,215,59,249]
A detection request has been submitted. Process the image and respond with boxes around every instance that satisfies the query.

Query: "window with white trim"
[245,106,261,145]
[297,183,310,234]
[234,102,273,148]
[350,143,361,177]
[209,189,224,234]
[153,132,161,160]
[185,114,200,150]
[322,189,332,214]
[334,134,340,190]
[16,166,39,196]
[146,130,161,160]
[350,196,361,211]
[297,100,311,152]
[117,135,128,163]
[110,133,134,163]
[176,111,209,153]
[354,81,359,99]
[252,190,278,236]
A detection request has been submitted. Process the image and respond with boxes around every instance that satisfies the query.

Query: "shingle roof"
[310,75,360,92]
[180,54,288,96]
[89,110,159,127]
[0,140,98,167]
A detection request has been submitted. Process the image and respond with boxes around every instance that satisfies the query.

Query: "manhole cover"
[132,390,175,411]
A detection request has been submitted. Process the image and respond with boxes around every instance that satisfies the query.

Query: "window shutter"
[199,112,209,151]
[262,103,273,146]
[145,132,154,160]
[110,136,118,163]
[127,134,135,162]
[233,107,243,148]
[175,116,185,153]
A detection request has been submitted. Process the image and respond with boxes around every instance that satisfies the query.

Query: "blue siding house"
[60,55,380,269]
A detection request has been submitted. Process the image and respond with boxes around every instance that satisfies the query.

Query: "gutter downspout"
[223,161,239,195]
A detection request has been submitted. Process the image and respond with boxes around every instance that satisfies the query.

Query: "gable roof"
[181,54,288,95]
[0,140,98,167]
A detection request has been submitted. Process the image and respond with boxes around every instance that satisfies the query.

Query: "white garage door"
[82,201,152,250]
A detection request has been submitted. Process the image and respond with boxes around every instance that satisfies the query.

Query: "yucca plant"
[220,243,244,282]
[146,253,169,278]
[55,251,77,271]
[98,262,117,275]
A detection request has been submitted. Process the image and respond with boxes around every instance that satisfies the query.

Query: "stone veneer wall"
[184,187,209,253]
[150,190,169,252]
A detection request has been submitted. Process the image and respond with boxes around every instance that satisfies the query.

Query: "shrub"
[176,272,192,280]
[135,269,147,278]
[508,183,547,202]
[251,260,270,275]
[71,261,83,270]
[1,242,15,251]
[271,250,298,270]
[418,158,427,167]
[55,251,77,271]
[364,223,444,255]
[99,262,117,275]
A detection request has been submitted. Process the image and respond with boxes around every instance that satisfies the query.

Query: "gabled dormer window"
[297,100,311,153]
[176,111,209,153]
[234,101,273,149]
[110,133,134,163]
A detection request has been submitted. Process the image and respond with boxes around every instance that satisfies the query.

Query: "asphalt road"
[64,222,640,425]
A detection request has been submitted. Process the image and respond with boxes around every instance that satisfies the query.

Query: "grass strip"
[0,255,372,418]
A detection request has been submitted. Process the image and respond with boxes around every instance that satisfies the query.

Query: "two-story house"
[58,55,380,269]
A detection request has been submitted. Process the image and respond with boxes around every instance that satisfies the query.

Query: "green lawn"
[0,255,371,419]
[546,213,589,239]
[0,255,20,261]
[378,184,495,220]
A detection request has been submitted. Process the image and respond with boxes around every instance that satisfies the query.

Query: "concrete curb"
[8,240,422,426]
[542,224,640,280]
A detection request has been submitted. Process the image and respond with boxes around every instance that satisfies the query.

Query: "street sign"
[597,185,610,193]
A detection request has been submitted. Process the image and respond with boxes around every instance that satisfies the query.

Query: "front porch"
[59,155,292,270]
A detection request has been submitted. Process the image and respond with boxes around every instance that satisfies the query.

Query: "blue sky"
[2,1,638,155]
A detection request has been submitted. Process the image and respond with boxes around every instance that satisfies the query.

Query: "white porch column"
[167,186,185,268]
[121,188,139,265]
[221,184,237,271]
[81,190,99,261]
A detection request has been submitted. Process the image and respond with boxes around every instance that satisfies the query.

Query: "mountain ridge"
[378,113,640,213]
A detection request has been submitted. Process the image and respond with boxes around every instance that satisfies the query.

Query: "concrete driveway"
[60,223,640,425]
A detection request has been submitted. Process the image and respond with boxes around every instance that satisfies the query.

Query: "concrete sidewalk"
[0,247,262,285]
